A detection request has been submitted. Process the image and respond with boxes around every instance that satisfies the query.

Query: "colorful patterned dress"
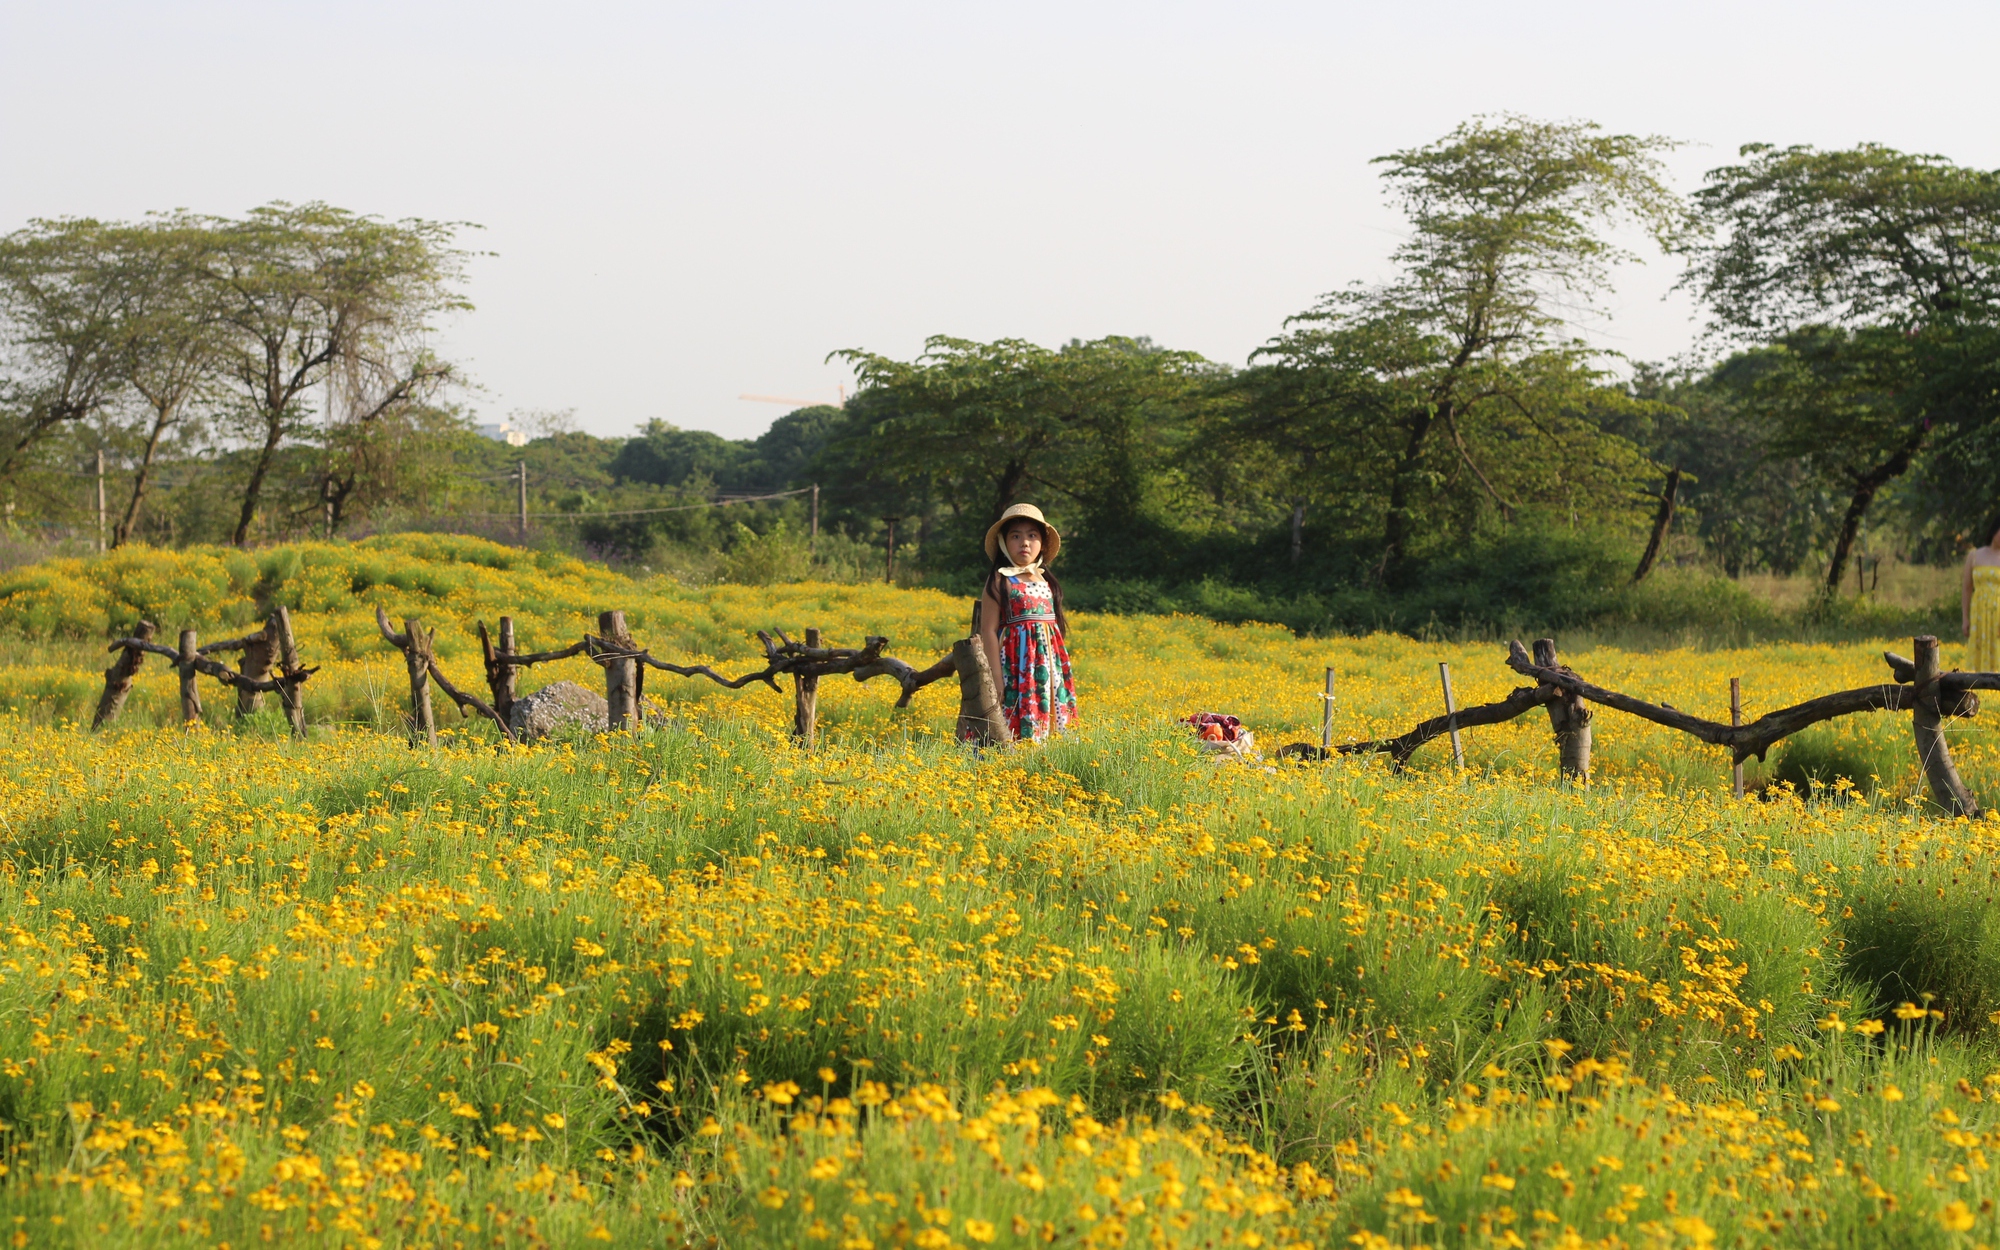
[1972,565,2000,672]
[998,575,1078,741]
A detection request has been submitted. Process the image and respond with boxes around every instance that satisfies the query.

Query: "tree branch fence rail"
[1281,634,1995,817]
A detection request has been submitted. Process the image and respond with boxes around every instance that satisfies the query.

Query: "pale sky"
[5,0,1998,441]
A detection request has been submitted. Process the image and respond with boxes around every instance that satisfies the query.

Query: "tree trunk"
[1631,467,1681,584]
[1824,427,1927,598]
[112,415,176,548]
[232,414,287,547]
[1377,408,1437,582]
[1533,638,1592,780]
[1289,501,1305,565]
[93,621,155,729]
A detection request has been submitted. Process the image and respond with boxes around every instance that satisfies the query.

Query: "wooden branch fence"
[96,601,976,748]
[1281,634,1997,817]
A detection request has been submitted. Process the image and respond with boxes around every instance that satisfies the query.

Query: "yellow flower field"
[2,535,2000,1248]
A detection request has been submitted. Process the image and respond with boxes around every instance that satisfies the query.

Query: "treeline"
[4,118,1999,632]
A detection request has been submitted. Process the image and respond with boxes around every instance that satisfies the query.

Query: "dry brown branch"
[1280,684,1558,768]
[1504,640,1917,764]
[426,659,515,743]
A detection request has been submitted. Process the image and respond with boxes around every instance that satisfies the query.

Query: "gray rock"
[508,681,608,740]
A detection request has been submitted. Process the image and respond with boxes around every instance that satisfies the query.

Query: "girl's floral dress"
[998,575,1078,741]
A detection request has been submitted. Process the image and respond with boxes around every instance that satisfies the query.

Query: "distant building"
[476,418,528,447]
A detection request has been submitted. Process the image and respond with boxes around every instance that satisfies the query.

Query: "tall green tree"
[0,218,136,489]
[1682,143,2000,592]
[1248,116,1687,578]
[827,336,1214,571]
[201,203,471,546]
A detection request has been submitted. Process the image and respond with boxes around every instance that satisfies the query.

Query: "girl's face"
[1004,522,1044,567]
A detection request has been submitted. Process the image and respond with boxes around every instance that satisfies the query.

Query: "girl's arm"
[978,582,1004,686]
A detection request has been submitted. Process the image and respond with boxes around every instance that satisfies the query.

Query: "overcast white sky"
[5,0,1998,440]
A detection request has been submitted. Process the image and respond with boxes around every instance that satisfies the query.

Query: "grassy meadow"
[3,536,2000,1247]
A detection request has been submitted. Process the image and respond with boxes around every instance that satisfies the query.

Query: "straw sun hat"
[983,503,1062,563]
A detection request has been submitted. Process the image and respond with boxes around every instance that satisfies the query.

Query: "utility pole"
[516,461,528,544]
[809,484,819,558]
[94,449,105,553]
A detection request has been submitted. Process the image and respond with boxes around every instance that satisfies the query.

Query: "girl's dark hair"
[983,521,1068,636]
[1982,512,2000,547]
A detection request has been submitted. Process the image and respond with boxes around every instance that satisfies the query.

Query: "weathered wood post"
[479,616,520,729]
[1320,667,1336,756]
[793,627,820,748]
[1532,639,1592,780]
[954,601,1007,746]
[93,621,156,730]
[401,618,437,747]
[1437,662,1464,770]
[177,628,202,724]
[1729,677,1744,799]
[599,610,639,731]
[1911,634,1980,817]
[235,617,276,717]
[273,607,307,739]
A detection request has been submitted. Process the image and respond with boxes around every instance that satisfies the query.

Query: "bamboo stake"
[1730,677,1743,799]
[1438,662,1464,770]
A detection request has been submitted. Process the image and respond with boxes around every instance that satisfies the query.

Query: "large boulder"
[509,681,608,740]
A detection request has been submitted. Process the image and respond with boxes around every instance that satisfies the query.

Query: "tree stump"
[1911,634,1980,817]
[93,620,155,730]
[1533,639,1592,780]
[599,610,639,731]
[794,627,820,748]
[177,628,202,724]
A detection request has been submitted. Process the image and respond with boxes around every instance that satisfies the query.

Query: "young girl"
[977,503,1079,741]
[1964,513,2000,671]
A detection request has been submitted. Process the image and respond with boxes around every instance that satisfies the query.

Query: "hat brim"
[984,514,1061,564]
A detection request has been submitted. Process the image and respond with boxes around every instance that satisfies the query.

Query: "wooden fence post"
[1320,667,1336,756]
[1438,662,1464,770]
[1532,639,1592,780]
[794,627,820,748]
[1729,677,1743,799]
[599,610,638,731]
[273,608,307,739]
[93,621,155,730]
[480,616,520,729]
[177,628,202,724]
[402,618,437,747]
[235,617,276,717]
[1912,634,1980,817]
